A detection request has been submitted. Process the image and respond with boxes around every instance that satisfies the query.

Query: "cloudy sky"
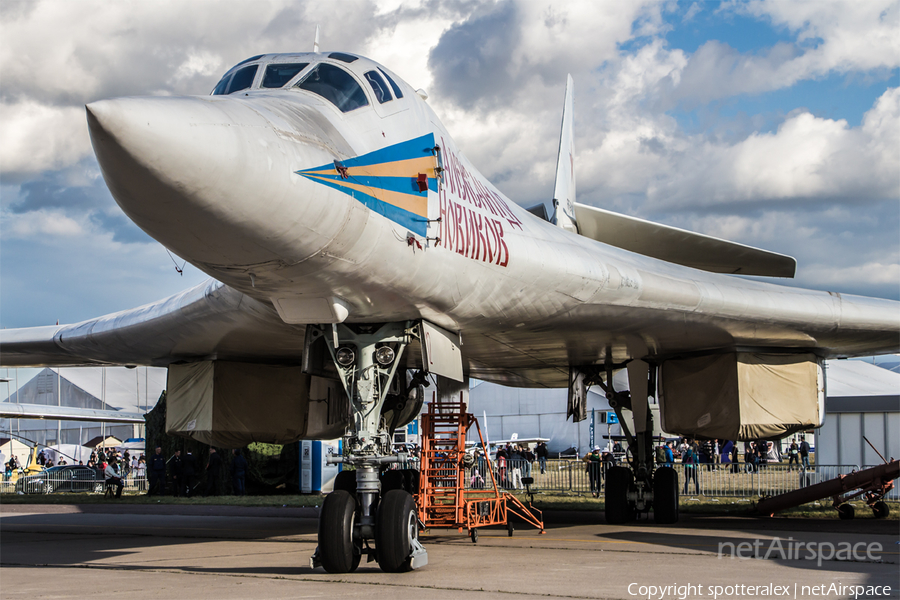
[1,0,898,338]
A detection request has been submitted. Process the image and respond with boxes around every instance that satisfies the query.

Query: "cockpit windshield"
[295,63,369,113]
[262,63,308,88]
[211,64,258,95]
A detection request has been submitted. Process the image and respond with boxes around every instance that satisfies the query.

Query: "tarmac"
[0,503,897,599]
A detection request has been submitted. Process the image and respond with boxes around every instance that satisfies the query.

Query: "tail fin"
[551,74,577,233]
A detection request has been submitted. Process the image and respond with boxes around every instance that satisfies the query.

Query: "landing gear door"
[420,320,463,382]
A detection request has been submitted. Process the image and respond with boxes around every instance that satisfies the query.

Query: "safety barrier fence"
[0,471,148,495]
[459,459,889,500]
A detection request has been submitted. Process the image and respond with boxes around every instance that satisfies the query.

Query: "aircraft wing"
[0,279,306,368]
[573,202,797,277]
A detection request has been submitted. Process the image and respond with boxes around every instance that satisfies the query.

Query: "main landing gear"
[309,322,428,574]
[577,360,679,525]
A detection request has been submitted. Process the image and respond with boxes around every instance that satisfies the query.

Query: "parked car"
[15,465,104,494]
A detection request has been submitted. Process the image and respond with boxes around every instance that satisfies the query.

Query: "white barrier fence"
[463,459,897,501]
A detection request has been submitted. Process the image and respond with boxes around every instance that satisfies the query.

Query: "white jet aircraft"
[2,49,898,574]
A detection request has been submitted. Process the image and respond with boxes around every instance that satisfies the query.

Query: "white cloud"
[0,102,91,177]
[3,208,87,237]
[643,87,900,208]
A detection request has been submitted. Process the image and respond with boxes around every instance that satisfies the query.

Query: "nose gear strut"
[309,321,428,573]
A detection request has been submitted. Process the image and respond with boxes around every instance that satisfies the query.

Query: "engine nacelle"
[659,352,825,441]
[166,361,348,447]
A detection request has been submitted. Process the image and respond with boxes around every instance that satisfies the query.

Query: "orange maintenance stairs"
[416,395,544,542]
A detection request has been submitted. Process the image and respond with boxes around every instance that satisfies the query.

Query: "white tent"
[44,444,92,465]
[0,366,165,447]
[0,438,30,469]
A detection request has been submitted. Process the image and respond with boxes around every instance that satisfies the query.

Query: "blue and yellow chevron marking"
[296,133,438,236]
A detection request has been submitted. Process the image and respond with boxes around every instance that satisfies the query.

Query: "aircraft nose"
[86,96,338,267]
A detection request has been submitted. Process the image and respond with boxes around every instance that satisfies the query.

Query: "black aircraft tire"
[837,503,855,520]
[653,467,679,524]
[872,501,889,519]
[381,469,405,493]
[319,490,360,573]
[333,470,357,495]
[376,489,417,573]
[605,467,635,524]
[402,468,420,496]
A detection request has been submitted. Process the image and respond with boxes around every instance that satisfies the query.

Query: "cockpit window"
[364,70,392,104]
[379,69,404,99]
[228,65,258,94]
[328,52,359,63]
[262,63,308,88]
[212,74,232,96]
[295,63,369,113]
[236,54,264,67]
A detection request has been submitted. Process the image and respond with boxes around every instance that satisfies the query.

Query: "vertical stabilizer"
[551,74,577,233]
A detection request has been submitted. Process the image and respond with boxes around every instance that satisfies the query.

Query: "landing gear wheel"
[381,469,405,493]
[872,501,889,519]
[333,470,357,494]
[653,467,679,524]
[319,490,360,573]
[507,521,514,537]
[376,489,418,573]
[402,469,420,495]
[837,503,855,520]
[470,528,478,544]
[605,466,635,524]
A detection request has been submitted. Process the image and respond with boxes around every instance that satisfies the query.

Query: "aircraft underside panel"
[166,361,347,447]
[659,352,824,441]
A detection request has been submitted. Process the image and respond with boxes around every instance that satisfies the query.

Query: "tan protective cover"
[166,361,347,447]
[660,353,821,440]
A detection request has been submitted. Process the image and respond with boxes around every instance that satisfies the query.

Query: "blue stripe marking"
[303,174,438,195]
[339,133,436,168]
[311,177,428,236]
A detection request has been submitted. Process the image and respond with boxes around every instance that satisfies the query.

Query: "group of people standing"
[145,446,249,498]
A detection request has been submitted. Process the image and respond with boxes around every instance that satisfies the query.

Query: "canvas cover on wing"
[659,353,823,440]
[166,361,347,447]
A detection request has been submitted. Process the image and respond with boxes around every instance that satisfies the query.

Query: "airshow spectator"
[171,450,184,497]
[535,441,549,474]
[148,446,166,496]
[205,447,223,496]
[231,449,248,496]
[799,436,811,469]
[104,459,124,498]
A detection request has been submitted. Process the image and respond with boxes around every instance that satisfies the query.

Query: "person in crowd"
[799,436,811,470]
[755,440,769,470]
[496,447,508,489]
[104,458,124,498]
[205,447,223,496]
[183,450,198,497]
[787,441,799,471]
[584,446,603,498]
[730,443,740,473]
[523,445,535,479]
[170,449,184,497]
[38,449,46,466]
[97,448,107,464]
[664,441,675,467]
[681,441,700,495]
[535,441,549,475]
[135,456,147,491]
[231,449,248,496]
[148,446,166,496]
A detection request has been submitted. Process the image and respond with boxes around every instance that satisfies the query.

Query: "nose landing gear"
[308,321,428,574]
